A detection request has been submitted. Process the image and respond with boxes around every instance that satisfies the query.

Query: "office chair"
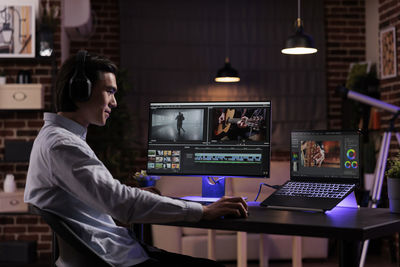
[30,205,114,267]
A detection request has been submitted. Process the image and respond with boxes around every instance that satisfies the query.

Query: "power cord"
[254,183,282,202]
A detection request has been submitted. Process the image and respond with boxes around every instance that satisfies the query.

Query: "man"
[175,111,185,136]
[24,51,248,267]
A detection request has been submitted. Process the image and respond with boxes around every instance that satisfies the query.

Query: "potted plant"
[386,153,400,213]
[131,170,160,188]
[345,62,379,128]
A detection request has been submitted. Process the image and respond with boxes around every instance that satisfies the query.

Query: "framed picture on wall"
[0,0,35,58]
[380,26,397,79]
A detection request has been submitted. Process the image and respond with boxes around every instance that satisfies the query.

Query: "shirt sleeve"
[48,140,203,224]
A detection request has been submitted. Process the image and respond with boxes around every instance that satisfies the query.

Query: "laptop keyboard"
[275,182,355,199]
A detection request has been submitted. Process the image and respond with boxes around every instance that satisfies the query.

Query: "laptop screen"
[290,131,360,184]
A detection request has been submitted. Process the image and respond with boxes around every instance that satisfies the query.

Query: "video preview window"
[211,107,268,142]
[300,140,341,168]
[149,108,205,142]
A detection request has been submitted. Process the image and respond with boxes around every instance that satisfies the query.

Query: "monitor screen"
[290,131,360,182]
[146,101,271,177]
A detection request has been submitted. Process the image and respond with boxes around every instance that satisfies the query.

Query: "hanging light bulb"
[215,57,240,82]
[281,0,317,55]
[215,0,240,83]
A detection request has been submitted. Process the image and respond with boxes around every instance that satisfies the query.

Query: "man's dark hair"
[55,52,118,112]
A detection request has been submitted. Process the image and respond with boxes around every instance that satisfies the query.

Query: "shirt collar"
[43,112,87,140]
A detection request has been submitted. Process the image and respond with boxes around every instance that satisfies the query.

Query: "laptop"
[261,130,361,212]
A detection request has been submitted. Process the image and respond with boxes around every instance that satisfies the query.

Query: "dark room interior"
[0,0,399,266]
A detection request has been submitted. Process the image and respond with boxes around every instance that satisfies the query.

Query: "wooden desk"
[158,205,400,267]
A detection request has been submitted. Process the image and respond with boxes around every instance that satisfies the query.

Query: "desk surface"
[161,206,400,241]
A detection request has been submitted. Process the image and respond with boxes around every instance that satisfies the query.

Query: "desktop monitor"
[146,101,271,198]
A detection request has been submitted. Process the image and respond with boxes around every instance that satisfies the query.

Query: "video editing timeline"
[290,131,360,179]
[147,102,271,177]
[194,153,262,163]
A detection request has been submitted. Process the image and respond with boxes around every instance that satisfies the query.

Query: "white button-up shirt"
[24,113,203,267]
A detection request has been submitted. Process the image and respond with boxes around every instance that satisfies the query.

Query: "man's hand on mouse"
[202,196,248,220]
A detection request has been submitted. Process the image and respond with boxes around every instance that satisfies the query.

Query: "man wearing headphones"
[24,51,248,267]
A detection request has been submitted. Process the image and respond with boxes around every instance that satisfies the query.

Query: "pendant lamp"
[215,0,240,82]
[215,57,240,82]
[281,0,317,55]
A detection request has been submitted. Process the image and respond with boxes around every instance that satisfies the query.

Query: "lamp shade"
[215,58,240,83]
[281,24,317,55]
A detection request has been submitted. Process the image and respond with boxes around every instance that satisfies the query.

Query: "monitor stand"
[180,176,226,204]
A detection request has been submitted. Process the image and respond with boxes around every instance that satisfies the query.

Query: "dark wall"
[120,0,327,152]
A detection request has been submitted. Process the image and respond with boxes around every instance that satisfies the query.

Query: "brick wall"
[0,215,52,257]
[0,0,120,261]
[324,0,366,130]
[69,0,120,64]
[324,0,400,153]
[0,0,62,259]
[378,0,400,153]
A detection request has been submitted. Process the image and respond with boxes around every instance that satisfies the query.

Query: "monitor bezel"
[146,100,272,178]
[289,130,361,185]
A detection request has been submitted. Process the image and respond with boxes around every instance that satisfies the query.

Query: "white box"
[0,190,28,213]
[0,84,44,110]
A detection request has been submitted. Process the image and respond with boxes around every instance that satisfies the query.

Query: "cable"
[254,183,282,202]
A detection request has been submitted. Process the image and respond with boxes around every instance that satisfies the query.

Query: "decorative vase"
[387,177,400,213]
[4,174,16,193]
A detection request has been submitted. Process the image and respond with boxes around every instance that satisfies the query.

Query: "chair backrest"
[31,205,114,267]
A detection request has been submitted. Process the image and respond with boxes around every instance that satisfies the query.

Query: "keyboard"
[275,182,355,199]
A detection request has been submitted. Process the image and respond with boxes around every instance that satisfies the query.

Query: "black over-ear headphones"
[69,50,92,102]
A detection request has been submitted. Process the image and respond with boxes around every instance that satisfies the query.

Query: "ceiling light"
[281,0,317,55]
[215,0,240,83]
[215,57,240,82]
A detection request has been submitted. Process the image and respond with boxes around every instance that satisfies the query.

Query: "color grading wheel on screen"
[347,149,356,160]
[345,149,358,169]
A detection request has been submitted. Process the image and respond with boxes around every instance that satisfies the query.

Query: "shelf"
[0,56,56,64]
